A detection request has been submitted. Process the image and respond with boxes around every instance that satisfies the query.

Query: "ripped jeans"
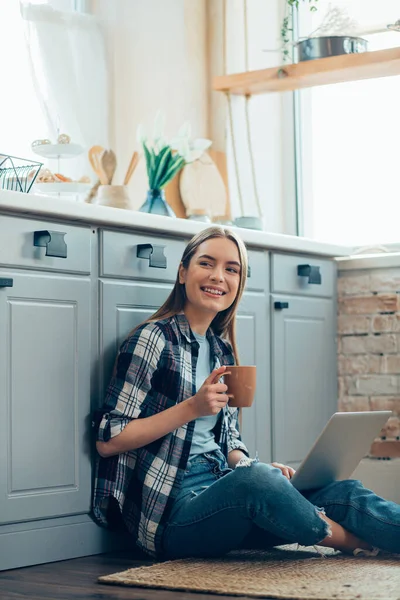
[161,448,400,559]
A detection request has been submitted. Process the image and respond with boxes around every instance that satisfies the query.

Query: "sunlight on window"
[0,1,50,162]
[298,0,400,246]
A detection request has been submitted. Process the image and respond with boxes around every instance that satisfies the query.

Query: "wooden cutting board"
[179,152,227,218]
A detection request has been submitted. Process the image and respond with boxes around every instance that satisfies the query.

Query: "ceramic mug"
[224,365,257,408]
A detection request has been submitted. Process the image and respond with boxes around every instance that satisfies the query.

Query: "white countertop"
[0,190,353,258]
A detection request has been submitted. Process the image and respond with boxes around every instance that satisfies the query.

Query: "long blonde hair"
[131,226,248,364]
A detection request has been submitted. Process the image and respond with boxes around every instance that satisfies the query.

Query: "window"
[0,0,87,164]
[0,1,49,162]
[296,0,400,247]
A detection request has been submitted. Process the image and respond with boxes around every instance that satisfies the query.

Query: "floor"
[0,551,258,600]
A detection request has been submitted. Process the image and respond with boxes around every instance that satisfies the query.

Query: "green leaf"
[158,163,183,188]
[159,168,182,189]
[143,142,154,183]
[149,148,158,188]
[158,156,185,189]
[172,153,185,166]
[281,0,318,62]
[152,146,172,189]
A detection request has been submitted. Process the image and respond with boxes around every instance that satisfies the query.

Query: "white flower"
[139,115,212,162]
[170,128,212,162]
[171,136,190,160]
[186,138,212,162]
[177,121,192,140]
[136,124,147,145]
[153,110,166,144]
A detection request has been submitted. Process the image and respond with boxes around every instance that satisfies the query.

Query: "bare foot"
[317,513,373,554]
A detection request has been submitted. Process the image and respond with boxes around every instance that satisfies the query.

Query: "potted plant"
[137,112,211,217]
[282,2,366,63]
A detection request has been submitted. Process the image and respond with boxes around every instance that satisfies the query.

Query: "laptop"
[290,411,392,491]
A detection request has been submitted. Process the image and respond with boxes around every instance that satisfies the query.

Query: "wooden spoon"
[101,149,117,185]
[123,151,140,185]
[88,145,107,184]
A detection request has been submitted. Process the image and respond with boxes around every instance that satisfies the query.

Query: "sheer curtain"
[21,1,109,179]
[0,1,50,161]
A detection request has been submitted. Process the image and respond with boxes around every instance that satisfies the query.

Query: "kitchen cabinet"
[0,216,93,526]
[0,272,92,524]
[270,253,337,469]
[0,216,122,571]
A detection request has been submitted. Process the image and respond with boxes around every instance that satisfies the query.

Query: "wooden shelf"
[213,47,400,95]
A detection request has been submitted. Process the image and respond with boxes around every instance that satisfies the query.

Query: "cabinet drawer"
[271,252,335,298]
[246,249,268,291]
[100,229,186,282]
[0,214,91,274]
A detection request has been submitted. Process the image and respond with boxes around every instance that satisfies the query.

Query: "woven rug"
[99,544,400,599]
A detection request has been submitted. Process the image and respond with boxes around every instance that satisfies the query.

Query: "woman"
[93,226,400,560]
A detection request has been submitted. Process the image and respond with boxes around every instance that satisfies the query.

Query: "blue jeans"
[162,449,400,559]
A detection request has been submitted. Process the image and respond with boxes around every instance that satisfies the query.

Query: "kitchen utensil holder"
[0,153,43,193]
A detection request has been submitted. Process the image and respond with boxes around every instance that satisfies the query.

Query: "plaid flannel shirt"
[92,313,249,558]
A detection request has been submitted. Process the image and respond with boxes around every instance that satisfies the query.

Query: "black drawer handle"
[33,230,67,259]
[274,301,289,310]
[137,243,167,269]
[297,264,321,285]
[0,278,13,288]
[247,265,251,278]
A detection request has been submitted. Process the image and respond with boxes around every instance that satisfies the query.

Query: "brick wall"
[337,266,400,458]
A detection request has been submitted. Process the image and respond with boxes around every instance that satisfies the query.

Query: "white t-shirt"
[189,331,221,457]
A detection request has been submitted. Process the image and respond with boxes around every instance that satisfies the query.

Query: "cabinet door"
[100,280,172,400]
[271,294,337,469]
[0,272,91,524]
[236,291,271,463]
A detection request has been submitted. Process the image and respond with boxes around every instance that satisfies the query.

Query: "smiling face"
[178,237,241,331]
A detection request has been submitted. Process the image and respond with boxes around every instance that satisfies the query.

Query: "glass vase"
[138,189,176,218]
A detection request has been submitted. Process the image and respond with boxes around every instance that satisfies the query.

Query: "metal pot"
[296,35,368,62]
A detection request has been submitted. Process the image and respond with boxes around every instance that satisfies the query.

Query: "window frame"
[279,2,301,237]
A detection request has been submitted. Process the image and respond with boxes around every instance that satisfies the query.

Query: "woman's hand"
[189,365,231,418]
[271,462,296,480]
